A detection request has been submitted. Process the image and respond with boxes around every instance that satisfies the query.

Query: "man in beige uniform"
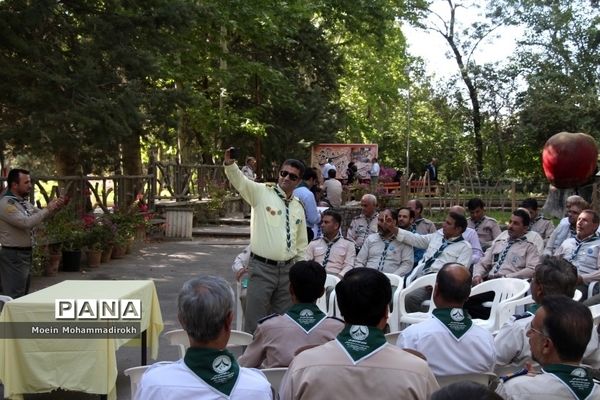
[496,296,599,399]
[467,197,501,250]
[224,150,308,334]
[0,168,64,298]
[521,198,554,245]
[346,194,378,253]
[279,268,439,400]
[468,209,539,319]
[305,210,355,277]
[238,261,344,368]
[407,199,436,234]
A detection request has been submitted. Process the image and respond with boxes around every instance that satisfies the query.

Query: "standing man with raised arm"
[224,149,308,334]
[0,168,65,298]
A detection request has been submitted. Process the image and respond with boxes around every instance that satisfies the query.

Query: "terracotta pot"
[101,246,113,263]
[86,250,102,268]
[45,253,61,277]
[111,244,126,259]
[62,250,82,272]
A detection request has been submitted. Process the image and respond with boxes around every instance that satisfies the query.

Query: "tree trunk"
[121,132,143,207]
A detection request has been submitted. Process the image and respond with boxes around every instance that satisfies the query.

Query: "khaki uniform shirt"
[0,193,49,247]
[238,315,344,368]
[280,339,439,400]
[225,163,307,261]
[530,216,555,243]
[346,213,378,250]
[544,219,575,256]
[494,230,544,255]
[305,236,356,277]
[355,233,413,276]
[496,367,600,400]
[414,217,436,235]
[556,236,600,285]
[468,216,502,249]
[494,312,600,368]
[473,235,539,280]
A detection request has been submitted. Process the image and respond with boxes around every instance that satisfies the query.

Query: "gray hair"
[361,193,377,205]
[177,276,234,342]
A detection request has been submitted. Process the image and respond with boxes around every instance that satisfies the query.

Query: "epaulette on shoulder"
[257,313,278,324]
[265,182,276,188]
[327,316,345,323]
[486,216,498,223]
[512,312,533,321]
[6,198,15,205]
[500,367,530,383]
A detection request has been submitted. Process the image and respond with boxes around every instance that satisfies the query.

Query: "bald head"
[434,263,472,307]
[449,205,466,216]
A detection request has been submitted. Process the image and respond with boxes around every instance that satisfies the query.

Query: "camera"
[229,147,240,160]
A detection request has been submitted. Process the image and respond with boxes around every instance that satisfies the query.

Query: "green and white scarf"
[336,324,387,364]
[544,364,596,400]
[184,347,240,397]
[432,308,473,340]
[285,303,327,334]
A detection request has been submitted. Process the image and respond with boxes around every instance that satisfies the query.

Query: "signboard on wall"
[311,144,378,180]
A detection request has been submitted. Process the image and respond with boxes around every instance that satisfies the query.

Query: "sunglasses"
[279,170,300,181]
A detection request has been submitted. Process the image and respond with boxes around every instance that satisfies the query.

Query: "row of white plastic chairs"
[313,274,534,333]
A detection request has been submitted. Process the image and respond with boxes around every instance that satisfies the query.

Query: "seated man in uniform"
[396,211,472,312]
[468,209,540,319]
[407,199,437,234]
[136,276,272,400]
[279,268,439,400]
[495,256,600,369]
[496,296,599,399]
[521,198,554,245]
[239,261,344,368]
[397,263,496,377]
[355,208,413,277]
[347,194,379,253]
[467,198,501,251]
[397,206,425,266]
[444,205,483,267]
[305,210,355,277]
[556,209,600,300]
[544,197,588,256]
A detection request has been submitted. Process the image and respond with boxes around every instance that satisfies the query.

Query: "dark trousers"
[0,248,32,298]
[464,291,495,319]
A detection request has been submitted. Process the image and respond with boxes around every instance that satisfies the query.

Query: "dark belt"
[2,246,32,251]
[250,253,294,267]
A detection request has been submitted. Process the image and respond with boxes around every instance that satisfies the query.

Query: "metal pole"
[406,84,411,177]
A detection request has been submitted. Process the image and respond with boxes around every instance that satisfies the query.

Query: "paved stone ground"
[3,226,250,400]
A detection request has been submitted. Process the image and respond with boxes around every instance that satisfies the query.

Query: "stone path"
[6,225,250,400]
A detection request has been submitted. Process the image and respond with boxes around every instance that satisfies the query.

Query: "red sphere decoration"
[542,132,598,188]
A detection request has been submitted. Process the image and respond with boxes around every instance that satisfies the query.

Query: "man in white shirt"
[321,169,343,208]
[445,205,483,266]
[136,276,272,400]
[395,211,472,312]
[397,263,496,377]
[321,158,336,180]
[369,157,380,192]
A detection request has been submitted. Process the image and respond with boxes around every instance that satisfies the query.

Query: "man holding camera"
[224,149,308,334]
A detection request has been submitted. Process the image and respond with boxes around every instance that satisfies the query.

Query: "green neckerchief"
[432,308,473,340]
[336,324,387,364]
[285,303,327,334]
[543,364,595,400]
[184,347,240,397]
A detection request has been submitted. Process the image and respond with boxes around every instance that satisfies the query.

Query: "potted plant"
[82,215,112,267]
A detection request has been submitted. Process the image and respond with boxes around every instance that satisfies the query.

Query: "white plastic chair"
[261,367,288,397]
[124,362,173,398]
[316,274,340,314]
[436,372,498,388]
[574,289,583,302]
[384,331,400,345]
[327,289,342,318]
[588,281,599,300]
[164,329,253,359]
[0,295,13,313]
[397,274,437,328]
[470,278,530,332]
[589,304,600,324]
[384,273,405,332]
[235,280,244,330]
